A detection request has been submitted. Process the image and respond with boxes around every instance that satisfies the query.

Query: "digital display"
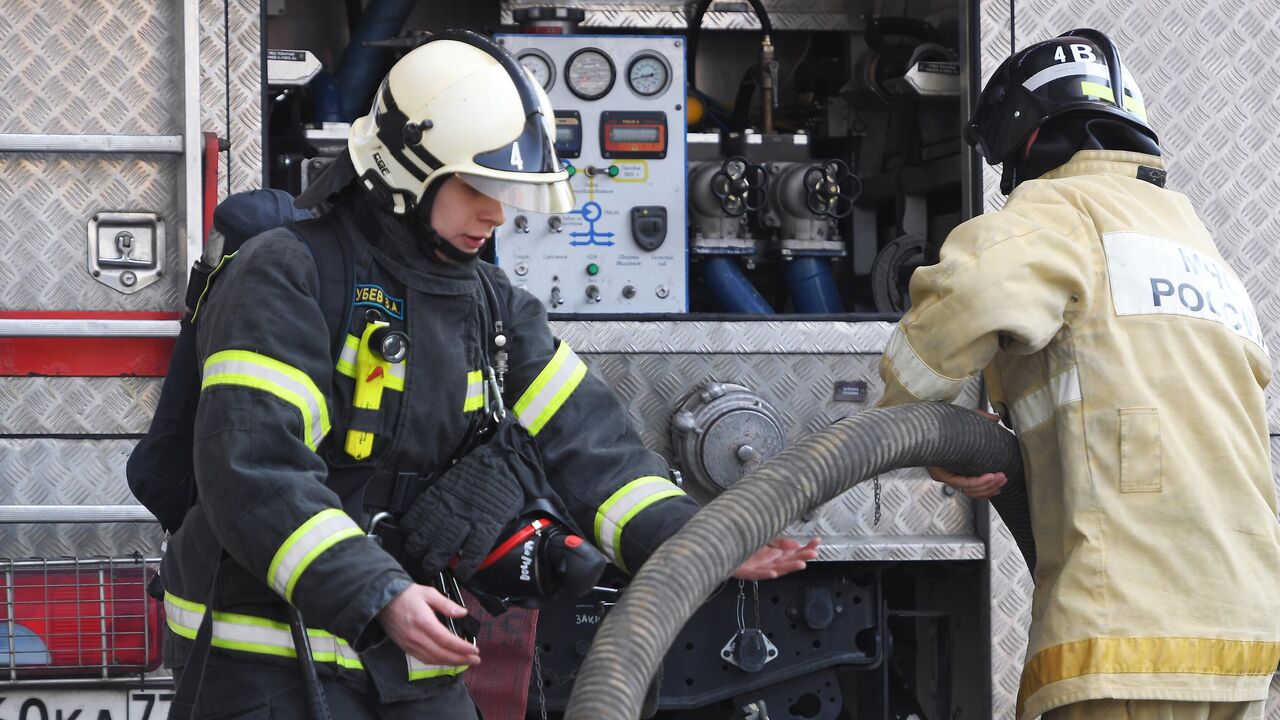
[554,110,582,159]
[599,111,667,159]
[609,125,660,143]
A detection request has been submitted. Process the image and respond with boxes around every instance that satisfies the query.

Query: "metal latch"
[87,212,166,294]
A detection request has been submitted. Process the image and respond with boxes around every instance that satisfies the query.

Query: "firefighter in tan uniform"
[877,29,1280,720]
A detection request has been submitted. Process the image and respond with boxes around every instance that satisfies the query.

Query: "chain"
[532,644,549,720]
[873,474,882,526]
[735,580,747,631]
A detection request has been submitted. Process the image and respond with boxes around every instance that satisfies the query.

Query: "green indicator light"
[607,165,620,177]
[587,263,599,276]
[566,164,576,177]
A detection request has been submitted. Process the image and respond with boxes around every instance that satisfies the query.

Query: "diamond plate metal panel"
[1,378,161,435]
[0,155,183,310]
[227,0,263,193]
[552,320,895,354]
[578,349,983,560]
[500,0,865,30]
[0,439,162,559]
[979,2,1280,434]
[0,1,181,135]
[201,0,231,201]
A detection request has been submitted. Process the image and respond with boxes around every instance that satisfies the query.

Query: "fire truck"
[0,1,1276,718]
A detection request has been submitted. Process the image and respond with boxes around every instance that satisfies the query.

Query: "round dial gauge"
[565,48,615,100]
[517,50,555,91]
[627,54,671,97]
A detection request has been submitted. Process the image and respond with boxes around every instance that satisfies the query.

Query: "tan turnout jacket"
[878,150,1280,718]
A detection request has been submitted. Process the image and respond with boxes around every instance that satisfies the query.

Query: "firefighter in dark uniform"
[161,30,817,719]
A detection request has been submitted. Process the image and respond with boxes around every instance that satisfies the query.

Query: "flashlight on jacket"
[345,321,404,460]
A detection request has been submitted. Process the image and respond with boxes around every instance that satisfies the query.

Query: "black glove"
[401,443,525,581]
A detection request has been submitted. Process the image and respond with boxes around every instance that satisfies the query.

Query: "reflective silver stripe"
[1011,366,1082,434]
[883,326,969,401]
[267,509,364,602]
[593,476,686,572]
[513,342,587,436]
[1021,60,1110,92]
[336,334,358,376]
[163,593,363,669]
[203,349,330,450]
[463,370,485,411]
[407,654,467,680]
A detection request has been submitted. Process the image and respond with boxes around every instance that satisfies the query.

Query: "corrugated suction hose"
[564,402,1032,720]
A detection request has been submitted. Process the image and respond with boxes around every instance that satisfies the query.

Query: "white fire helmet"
[347,30,574,216]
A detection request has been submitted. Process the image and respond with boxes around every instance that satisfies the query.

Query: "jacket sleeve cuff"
[333,569,414,651]
[617,495,700,574]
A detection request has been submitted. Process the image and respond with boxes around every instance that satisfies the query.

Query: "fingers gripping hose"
[564,402,1030,720]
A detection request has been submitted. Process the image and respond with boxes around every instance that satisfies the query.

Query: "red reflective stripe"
[478,518,553,571]
[0,312,180,377]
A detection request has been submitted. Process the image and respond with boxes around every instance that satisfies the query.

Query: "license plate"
[0,689,172,720]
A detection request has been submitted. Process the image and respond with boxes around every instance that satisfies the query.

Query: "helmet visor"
[459,173,576,214]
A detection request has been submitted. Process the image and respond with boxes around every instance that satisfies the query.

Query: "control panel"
[494,34,688,313]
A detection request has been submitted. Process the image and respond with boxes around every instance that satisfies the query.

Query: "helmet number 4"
[1055,44,1097,64]
[510,141,524,171]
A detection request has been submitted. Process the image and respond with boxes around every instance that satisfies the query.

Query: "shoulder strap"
[285,216,355,361]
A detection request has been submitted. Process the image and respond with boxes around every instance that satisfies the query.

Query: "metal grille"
[0,556,163,682]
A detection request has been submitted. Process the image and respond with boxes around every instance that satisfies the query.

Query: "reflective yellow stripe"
[463,370,485,412]
[163,593,364,670]
[593,476,686,573]
[1122,93,1147,121]
[1083,81,1146,121]
[513,342,587,436]
[267,508,364,602]
[1081,80,1115,102]
[202,349,330,450]
[337,333,405,391]
[408,655,468,680]
[1018,636,1280,716]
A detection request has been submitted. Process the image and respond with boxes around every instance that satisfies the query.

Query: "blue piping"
[335,0,417,122]
[783,257,844,313]
[702,257,774,314]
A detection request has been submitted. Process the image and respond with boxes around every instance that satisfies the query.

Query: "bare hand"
[378,584,481,667]
[732,537,821,580]
[926,409,1007,499]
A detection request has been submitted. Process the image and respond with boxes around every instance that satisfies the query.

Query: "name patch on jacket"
[353,284,404,320]
[1102,232,1265,349]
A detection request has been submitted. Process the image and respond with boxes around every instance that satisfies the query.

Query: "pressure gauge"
[517,49,555,91]
[626,53,672,97]
[565,48,616,101]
